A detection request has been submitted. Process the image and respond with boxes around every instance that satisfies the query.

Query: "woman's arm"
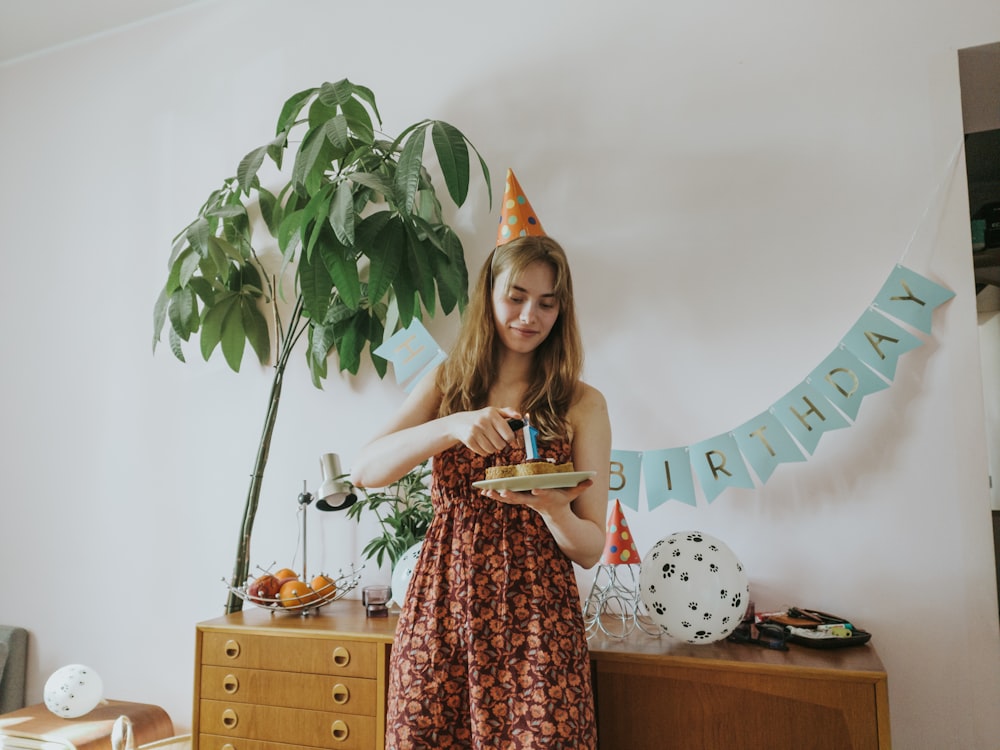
[350,369,523,488]
[486,382,611,568]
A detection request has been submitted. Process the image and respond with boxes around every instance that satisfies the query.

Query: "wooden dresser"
[193,605,395,750]
[193,602,890,750]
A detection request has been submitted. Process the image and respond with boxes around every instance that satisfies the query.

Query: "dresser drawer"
[200,665,376,715]
[199,735,326,750]
[200,699,375,749]
[201,631,377,678]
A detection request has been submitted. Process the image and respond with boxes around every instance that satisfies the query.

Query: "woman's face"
[491,260,560,355]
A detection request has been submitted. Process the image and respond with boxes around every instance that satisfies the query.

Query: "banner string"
[899,137,965,270]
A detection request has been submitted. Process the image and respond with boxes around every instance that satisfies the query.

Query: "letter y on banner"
[872,265,955,334]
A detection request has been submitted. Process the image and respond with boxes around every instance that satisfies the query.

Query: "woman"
[351,172,610,749]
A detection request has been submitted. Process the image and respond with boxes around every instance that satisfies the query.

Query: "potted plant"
[345,460,434,569]
[152,79,490,612]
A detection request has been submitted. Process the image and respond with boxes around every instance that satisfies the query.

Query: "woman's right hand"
[448,406,522,456]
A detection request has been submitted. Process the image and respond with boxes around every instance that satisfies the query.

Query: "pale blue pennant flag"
[871,264,955,334]
[609,449,643,511]
[732,411,806,484]
[642,447,696,509]
[807,346,890,422]
[373,319,447,392]
[841,308,925,381]
[772,381,850,455]
[689,432,755,503]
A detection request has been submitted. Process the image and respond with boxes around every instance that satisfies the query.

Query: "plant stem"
[224,297,305,613]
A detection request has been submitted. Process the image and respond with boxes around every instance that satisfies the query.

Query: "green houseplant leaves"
[152,80,490,612]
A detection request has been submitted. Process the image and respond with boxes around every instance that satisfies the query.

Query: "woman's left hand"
[482,478,594,515]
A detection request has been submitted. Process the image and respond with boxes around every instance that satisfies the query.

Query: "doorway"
[959,40,1000,616]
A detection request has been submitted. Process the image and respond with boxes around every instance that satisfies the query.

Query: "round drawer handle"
[222,745,235,750]
[223,674,239,694]
[331,719,350,741]
[223,639,241,659]
[331,683,350,704]
[332,646,351,667]
[221,708,239,729]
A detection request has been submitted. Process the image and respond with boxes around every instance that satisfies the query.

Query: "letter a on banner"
[642,447,696,508]
[872,265,955,334]
[689,433,754,503]
[609,449,643,510]
[841,308,925,382]
[373,319,447,392]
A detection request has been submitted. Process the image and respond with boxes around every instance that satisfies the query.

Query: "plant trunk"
[224,363,286,613]
[224,299,304,614]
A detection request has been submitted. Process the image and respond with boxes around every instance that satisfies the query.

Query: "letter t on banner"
[373,320,447,392]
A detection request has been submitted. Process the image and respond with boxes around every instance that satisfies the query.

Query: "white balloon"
[43,664,104,718]
[639,531,749,644]
[390,541,424,608]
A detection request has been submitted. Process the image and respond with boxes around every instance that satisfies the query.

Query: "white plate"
[473,471,596,492]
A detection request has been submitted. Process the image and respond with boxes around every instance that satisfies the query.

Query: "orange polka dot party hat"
[600,499,641,565]
[496,168,546,246]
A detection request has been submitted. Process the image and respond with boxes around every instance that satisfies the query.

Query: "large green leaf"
[220,300,247,372]
[200,294,237,363]
[237,145,269,193]
[366,217,405,306]
[341,97,374,145]
[274,87,316,137]
[329,180,356,246]
[241,297,270,364]
[429,227,468,315]
[318,79,356,107]
[291,126,327,195]
[320,236,361,310]
[349,172,395,202]
[431,121,470,206]
[394,126,426,213]
[406,226,436,313]
[299,243,333,323]
[168,286,200,338]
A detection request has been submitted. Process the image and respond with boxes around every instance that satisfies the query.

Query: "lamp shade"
[316,453,358,511]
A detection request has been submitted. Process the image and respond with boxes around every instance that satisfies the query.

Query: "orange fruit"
[278,579,316,608]
[311,574,337,602]
[273,567,298,581]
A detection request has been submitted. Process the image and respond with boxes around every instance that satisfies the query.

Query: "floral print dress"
[384,438,596,749]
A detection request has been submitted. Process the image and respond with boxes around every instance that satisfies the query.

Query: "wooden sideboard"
[193,602,890,750]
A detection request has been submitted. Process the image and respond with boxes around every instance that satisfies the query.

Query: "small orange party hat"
[600,499,641,565]
[496,168,546,246]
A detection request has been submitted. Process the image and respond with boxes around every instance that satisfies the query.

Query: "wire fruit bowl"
[224,565,363,616]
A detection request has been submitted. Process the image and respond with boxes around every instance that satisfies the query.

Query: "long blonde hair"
[436,236,583,440]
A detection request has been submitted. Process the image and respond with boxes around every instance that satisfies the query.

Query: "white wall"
[2,1,999,746]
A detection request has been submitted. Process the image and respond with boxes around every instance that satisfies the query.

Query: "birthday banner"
[377,264,954,510]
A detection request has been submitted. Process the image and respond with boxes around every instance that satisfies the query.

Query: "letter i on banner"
[688,433,755,503]
[642,447,696,508]
[373,320,447,392]
[609,450,643,511]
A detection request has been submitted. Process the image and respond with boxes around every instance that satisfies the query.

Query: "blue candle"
[523,413,539,460]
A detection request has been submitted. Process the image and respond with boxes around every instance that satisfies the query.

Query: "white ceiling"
[0,0,205,66]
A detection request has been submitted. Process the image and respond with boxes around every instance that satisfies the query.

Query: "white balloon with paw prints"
[639,531,749,644]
